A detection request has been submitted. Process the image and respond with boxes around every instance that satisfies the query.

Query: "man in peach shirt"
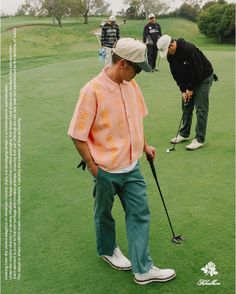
[68,38,176,285]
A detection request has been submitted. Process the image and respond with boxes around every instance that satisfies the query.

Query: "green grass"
[1,16,235,294]
[1,16,103,74]
[1,16,234,75]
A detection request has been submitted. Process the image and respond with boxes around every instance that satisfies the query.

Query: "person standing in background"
[143,13,162,72]
[101,15,120,66]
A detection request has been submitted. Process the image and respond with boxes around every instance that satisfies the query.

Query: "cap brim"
[136,61,152,72]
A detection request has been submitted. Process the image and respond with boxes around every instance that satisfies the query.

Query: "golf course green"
[1,16,235,294]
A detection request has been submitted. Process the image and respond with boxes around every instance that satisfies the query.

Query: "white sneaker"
[170,135,189,144]
[134,265,176,285]
[102,247,132,271]
[185,139,204,150]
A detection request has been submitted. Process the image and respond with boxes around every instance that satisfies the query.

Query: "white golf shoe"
[170,135,189,144]
[134,265,176,285]
[102,247,132,271]
[185,139,204,150]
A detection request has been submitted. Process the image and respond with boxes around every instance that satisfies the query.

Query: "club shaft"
[170,102,188,149]
[172,112,184,149]
[148,158,176,238]
[154,177,176,238]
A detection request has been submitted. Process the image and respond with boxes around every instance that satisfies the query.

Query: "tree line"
[124,0,235,43]
[15,0,235,43]
[16,0,111,26]
[168,0,235,43]
[198,1,235,43]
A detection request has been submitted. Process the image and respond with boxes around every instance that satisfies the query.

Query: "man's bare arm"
[71,138,98,177]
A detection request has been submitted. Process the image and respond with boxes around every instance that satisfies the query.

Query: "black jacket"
[101,23,120,48]
[167,39,213,92]
[143,23,162,45]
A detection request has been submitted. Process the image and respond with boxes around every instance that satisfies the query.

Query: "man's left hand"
[144,145,156,160]
[186,89,193,98]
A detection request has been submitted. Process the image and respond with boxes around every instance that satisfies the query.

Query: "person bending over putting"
[157,35,217,150]
[68,38,176,285]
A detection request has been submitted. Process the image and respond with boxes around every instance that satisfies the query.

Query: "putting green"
[1,48,234,293]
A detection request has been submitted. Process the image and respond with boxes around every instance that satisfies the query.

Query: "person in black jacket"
[143,14,162,72]
[157,34,216,150]
[101,15,120,66]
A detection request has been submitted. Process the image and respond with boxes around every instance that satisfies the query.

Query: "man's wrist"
[86,159,95,167]
[143,144,148,152]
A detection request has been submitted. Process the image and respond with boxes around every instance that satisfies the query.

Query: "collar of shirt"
[98,67,129,92]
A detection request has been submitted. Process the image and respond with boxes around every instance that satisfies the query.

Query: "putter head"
[166,147,175,153]
[172,235,184,244]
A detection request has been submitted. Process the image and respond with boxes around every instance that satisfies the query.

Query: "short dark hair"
[111,52,122,64]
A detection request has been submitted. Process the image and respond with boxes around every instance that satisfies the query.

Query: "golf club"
[147,156,184,244]
[166,101,189,153]
[94,32,101,46]
[156,50,161,70]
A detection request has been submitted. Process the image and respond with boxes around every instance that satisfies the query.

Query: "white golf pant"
[104,47,113,66]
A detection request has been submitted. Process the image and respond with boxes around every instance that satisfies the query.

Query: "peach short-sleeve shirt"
[68,67,148,172]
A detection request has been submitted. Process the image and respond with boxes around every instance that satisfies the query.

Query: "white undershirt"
[108,161,138,174]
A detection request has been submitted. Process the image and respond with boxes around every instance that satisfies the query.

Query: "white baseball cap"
[109,15,116,22]
[148,13,155,19]
[113,38,152,72]
[157,34,172,58]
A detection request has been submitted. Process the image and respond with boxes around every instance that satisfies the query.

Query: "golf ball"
[166,149,170,153]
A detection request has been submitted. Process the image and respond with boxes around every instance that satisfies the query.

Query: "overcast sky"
[1,0,123,14]
[1,0,179,14]
[0,0,234,15]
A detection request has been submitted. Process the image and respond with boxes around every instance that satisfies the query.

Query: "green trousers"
[180,74,214,143]
[93,163,153,274]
